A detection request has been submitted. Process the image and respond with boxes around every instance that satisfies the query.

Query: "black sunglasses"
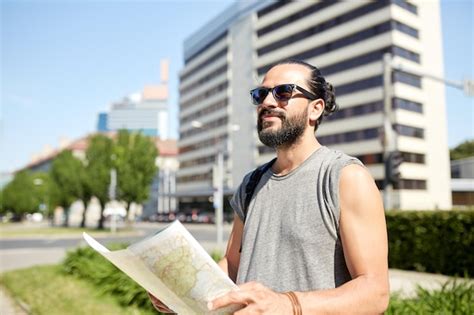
[250,83,317,105]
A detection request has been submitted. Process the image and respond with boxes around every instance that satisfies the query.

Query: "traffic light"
[385,151,403,186]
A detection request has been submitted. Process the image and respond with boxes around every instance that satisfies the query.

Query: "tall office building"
[177,0,452,210]
[98,60,170,139]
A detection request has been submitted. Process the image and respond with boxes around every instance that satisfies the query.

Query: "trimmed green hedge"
[386,210,474,277]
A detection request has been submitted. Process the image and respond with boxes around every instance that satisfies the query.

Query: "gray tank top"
[230,146,363,292]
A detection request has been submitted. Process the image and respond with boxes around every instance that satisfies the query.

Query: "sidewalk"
[0,286,28,315]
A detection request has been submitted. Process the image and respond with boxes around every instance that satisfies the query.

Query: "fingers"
[147,292,174,313]
[208,290,255,311]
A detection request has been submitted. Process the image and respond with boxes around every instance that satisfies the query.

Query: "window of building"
[392,97,423,113]
[375,179,426,190]
[257,1,388,55]
[180,81,228,110]
[180,65,227,95]
[394,124,424,138]
[258,21,394,75]
[181,98,228,124]
[401,152,425,164]
[180,116,229,139]
[185,32,227,65]
[394,179,427,190]
[319,127,380,145]
[336,76,383,96]
[257,1,337,37]
[181,48,227,82]
[257,0,292,18]
[391,46,420,63]
[392,0,418,15]
[326,101,384,121]
[176,172,212,184]
[392,70,422,88]
[392,20,419,38]
[257,20,418,75]
[179,135,227,155]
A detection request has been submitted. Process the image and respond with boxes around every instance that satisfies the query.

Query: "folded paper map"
[83,220,240,314]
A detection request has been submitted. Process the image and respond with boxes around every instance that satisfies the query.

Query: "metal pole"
[216,150,224,250]
[382,53,394,210]
[109,168,117,233]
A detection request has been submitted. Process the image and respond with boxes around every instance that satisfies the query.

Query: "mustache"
[258,109,286,121]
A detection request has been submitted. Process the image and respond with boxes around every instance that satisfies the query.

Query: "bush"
[62,245,157,314]
[386,210,474,276]
[62,244,224,314]
[387,280,474,314]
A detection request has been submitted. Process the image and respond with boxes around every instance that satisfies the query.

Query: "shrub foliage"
[387,280,474,314]
[62,245,158,314]
[386,210,473,276]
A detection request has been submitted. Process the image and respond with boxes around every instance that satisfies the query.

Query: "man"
[152,60,389,314]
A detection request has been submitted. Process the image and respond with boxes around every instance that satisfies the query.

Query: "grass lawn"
[0,265,155,315]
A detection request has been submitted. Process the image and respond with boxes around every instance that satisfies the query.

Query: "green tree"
[2,170,38,217]
[50,150,85,227]
[114,130,158,221]
[85,134,114,229]
[450,139,474,160]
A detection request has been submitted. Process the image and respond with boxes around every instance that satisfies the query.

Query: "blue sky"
[1,0,473,174]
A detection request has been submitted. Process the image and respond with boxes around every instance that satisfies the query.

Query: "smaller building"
[451,157,474,207]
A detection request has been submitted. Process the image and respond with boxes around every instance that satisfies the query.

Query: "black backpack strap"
[239,158,276,253]
[242,158,277,223]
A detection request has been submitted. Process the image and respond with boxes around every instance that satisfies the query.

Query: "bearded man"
[152,60,389,315]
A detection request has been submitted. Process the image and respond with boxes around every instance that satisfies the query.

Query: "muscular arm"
[210,164,389,314]
[296,164,389,314]
[217,214,243,282]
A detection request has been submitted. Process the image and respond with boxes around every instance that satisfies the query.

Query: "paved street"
[0,222,232,273]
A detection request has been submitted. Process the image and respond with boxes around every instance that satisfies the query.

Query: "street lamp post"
[108,168,118,233]
[33,178,48,220]
[382,53,397,210]
[213,151,225,250]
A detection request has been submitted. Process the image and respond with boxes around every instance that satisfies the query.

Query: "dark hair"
[274,59,338,131]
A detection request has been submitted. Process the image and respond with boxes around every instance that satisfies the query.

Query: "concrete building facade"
[177,0,452,211]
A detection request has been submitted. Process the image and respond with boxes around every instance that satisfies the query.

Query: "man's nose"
[259,91,278,110]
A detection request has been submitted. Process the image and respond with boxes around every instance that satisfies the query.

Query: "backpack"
[242,158,277,223]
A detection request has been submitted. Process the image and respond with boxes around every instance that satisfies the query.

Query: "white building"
[177,0,452,211]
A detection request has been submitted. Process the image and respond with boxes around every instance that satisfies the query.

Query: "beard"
[258,108,308,149]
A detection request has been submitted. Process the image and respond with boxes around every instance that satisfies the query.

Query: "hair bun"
[324,82,338,116]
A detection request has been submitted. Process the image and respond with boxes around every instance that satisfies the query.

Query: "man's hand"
[208,282,293,315]
[148,292,175,314]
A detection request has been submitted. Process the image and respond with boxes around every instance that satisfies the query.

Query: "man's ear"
[308,98,325,123]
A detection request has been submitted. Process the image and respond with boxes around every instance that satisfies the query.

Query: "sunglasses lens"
[273,84,294,101]
[251,88,269,105]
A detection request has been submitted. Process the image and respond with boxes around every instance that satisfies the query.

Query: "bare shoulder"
[339,163,383,215]
[340,163,373,183]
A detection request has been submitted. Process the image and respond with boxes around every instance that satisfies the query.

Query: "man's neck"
[273,133,321,176]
